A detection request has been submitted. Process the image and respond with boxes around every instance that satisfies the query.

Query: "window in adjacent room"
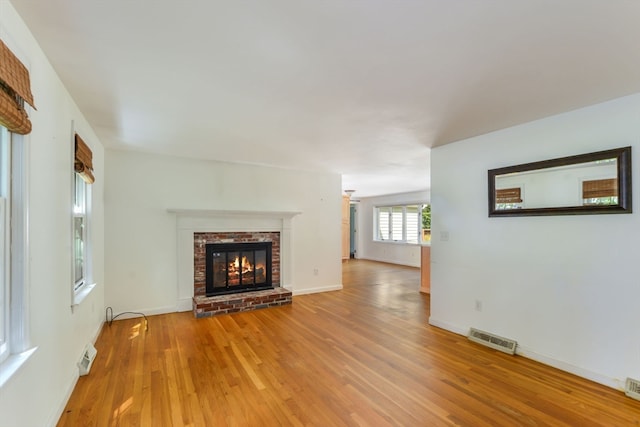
[375,204,430,244]
[421,204,431,243]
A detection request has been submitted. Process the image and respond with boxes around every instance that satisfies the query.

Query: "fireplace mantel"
[167,209,302,219]
[169,208,301,312]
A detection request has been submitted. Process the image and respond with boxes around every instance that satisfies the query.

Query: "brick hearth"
[193,287,292,318]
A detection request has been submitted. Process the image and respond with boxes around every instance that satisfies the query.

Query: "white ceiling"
[10,0,640,197]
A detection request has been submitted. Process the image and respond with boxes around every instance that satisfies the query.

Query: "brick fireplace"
[194,232,280,296]
[191,231,291,317]
[170,209,299,318]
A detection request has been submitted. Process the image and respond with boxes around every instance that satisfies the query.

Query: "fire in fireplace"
[205,242,272,296]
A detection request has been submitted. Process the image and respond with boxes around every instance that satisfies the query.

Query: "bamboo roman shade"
[496,188,522,204]
[582,178,617,199]
[75,134,95,184]
[0,39,36,135]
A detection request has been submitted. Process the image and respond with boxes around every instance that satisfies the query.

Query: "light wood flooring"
[58,260,640,426]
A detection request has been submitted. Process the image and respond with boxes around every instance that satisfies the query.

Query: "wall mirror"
[488,146,632,217]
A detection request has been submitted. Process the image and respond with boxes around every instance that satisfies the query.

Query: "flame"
[230,256,253,275]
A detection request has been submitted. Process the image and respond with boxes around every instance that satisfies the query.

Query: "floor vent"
[468,328,517,355]
[78,343,97,376]
[625,378,640,401]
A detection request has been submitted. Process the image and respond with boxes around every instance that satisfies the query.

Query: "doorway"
[349,204,357,258]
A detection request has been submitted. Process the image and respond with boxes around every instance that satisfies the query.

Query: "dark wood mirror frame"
[488,146,632,217]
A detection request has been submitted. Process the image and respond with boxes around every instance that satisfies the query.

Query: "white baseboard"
[516,345,622,391]
[48,368,79,427]
[106,304,178,320]
[177,298,193,312]
[428,316,622,391]
[428,317,468,335]
[48,319,105,427]
[292,284,343,296]
[359,256,420,268]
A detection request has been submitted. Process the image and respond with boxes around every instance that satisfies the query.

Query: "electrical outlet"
[440,231,450,241]
[313,268,319,276]
[475,299,482,312]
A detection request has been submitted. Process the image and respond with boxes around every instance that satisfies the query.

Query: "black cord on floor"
[105,306,149,331]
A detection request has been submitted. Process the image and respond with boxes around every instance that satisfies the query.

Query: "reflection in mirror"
[488,147,631,217]
[494,158,618,210]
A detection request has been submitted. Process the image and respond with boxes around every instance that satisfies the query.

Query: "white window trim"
[73,282,97,307]
[0,132,9,365]
[0,130,36,388]
[71,124,95,308]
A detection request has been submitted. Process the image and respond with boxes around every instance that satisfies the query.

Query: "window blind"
[582,178,617,199]
[391,206,403,240]
[377,207,391,240]
[496,188,522,204]
[0,39,35,135]
[75,134,95,184]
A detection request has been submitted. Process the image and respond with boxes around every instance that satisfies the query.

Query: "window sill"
[72,282,97,307]
[0,347,37,389]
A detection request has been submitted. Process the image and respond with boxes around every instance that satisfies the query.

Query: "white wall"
[430,93,640,389]
[105,150,342,314]
[0,3,105,426]
[356,190,430,267]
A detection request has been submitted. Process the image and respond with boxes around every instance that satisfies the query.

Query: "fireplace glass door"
[206,242,272,295]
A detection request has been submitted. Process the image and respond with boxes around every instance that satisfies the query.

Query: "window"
[377,207,391,240]
[375,204,430,244]
[0,39,36,382]
[406,205,419,244]
[73,174,88,291]
[72,133,94,303]
[0,126,32,382]
[421,204,431,243]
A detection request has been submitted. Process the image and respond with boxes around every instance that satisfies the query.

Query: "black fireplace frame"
[205,241,273,296]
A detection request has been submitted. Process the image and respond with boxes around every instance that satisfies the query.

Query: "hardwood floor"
[58,260,640,426]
